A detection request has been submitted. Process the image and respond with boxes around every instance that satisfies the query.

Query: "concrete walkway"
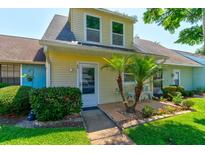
[81,108,134,145]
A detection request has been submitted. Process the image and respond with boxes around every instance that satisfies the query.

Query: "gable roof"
[133,38,202,67]
[0,35,45,63]
[41,15,140,53]
[173,49,205,66]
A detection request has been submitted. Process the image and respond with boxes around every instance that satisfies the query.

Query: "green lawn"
[124,98,205,145]
[0,126,90,145]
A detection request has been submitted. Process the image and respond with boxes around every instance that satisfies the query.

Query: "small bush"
[0,83,10,89]
[155,108,167,115]
[0,86,32,115]
[160,97,167,102]
[172,92,183,105]
[164,106,176,114]
[162,86,185,100]
[181,99,195,109]
[142,105,154,118]
[194,88,204,95]
[30,87,82,121]
[183,90,194,97]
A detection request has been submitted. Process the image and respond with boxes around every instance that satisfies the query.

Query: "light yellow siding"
[69,8,134,49]
[47,47,152,104]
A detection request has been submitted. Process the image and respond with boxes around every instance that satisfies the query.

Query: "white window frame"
[123,72,135,85]
[173,69,181,86]
[84,13,102,44]
[110,20,125,47]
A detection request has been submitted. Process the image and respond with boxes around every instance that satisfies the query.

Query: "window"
[112,21,124,46]
[123,73,135,84]
[153,70,163,96]
[173,70,180,86]
[86,15,100,43]
[0,64,20,85]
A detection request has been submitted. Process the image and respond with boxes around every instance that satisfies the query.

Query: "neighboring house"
[175,50,205,90]
[0,35,46,88]
[0,8,205,107]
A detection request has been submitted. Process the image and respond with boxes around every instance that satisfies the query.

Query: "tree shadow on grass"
[0,125,86,145]
[126,121,205,145]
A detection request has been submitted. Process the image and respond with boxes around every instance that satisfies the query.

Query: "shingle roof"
[0,35,45,63]
[133,38,202,67]
[173,49,205,66]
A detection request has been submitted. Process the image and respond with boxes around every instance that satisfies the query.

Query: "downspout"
[44,46,51,87]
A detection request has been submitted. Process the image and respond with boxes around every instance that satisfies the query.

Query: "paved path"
[81,108,134,145]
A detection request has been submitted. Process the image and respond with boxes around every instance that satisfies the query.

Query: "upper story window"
[112,21,124,46]
[86,15,101,43]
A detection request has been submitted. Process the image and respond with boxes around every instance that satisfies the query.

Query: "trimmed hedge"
[0,83,10,89]
[30,87,82,121]
[162,86,185,100]
[0,86,32,115]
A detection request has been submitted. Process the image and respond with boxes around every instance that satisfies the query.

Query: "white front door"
[173,69,180,86]
[78,63,98,108]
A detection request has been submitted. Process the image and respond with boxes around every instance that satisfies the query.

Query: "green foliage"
[162,86,185,100]
[0,86,32,115]
[172,92,184,105]
[142,105,154,118]
[164,106,176,114]
[182,99,195,109]
[194,87,204,95]
[183,90,194,97]
[143,8,204,48]
[0,83,10,88]
[30,87,82,121]
[101,54,131,73]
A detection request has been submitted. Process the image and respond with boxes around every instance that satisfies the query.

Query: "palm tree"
[127,56,161,112]
[101,54,130,109]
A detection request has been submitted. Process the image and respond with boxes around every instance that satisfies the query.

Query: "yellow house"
[39,8,154,108]
[39,8,202,108]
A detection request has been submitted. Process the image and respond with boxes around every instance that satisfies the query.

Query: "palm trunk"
[116,73,128,109]
[126,83,143,113]
[203,8,205,52]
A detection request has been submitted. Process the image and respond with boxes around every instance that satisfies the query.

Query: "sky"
[0,8,202,53]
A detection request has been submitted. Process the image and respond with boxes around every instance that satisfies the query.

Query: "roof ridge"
[0,34,39,41]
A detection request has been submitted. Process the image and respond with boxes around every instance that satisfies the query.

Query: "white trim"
[173,69,181,86]
[20,64,23,86]
[84,13,102,44]
[76,61,100,107]
[110,20,125,47]
[46,62,50,87]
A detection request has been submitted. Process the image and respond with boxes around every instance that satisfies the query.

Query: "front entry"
[78,63,98,108]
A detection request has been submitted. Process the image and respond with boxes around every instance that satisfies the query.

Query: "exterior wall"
[22,64,46,88]
[193,67,205,89]
[162,65,193,90]
[69,8,134,49]
[47,47,152,104]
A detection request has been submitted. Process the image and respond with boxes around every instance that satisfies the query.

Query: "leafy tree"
[127,56,161,112]
[143,8,205,54]
[101,54,130,109]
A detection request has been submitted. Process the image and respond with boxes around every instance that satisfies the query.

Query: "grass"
[124,98,205,145]
[0,126,90,145]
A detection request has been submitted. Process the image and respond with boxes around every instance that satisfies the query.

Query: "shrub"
[142,105,154,118]
[30,87,82,121]
[160,97,167,102]
[0,86,32,115]
[164,106,176,114]
[155,108,167,115]
[162,86,185,100]
[172,92,183,105]
[183,90,194,97]
[194,88,204,95]
[181,99,195,109]
[0,83,10,88]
